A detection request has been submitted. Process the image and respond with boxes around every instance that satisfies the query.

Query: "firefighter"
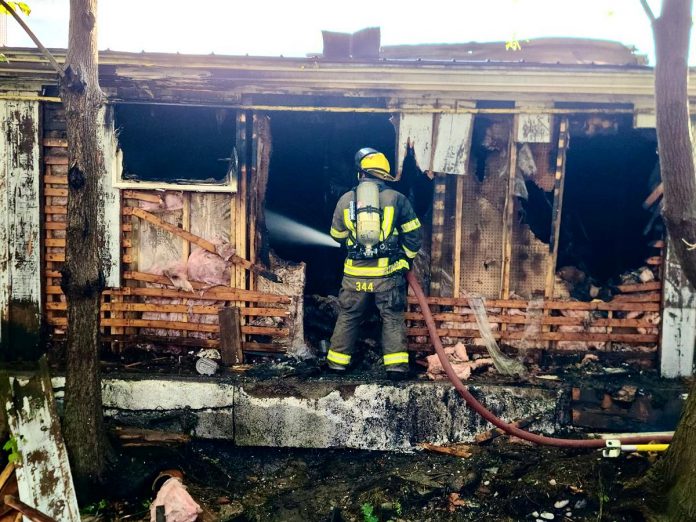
[327,147,422,376]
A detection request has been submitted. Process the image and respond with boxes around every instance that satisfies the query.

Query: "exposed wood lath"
[407,292,660,363]
[41,104,293,355]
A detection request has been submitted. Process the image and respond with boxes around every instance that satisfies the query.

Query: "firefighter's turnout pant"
[328,281,409,372]
[327,181,421,372]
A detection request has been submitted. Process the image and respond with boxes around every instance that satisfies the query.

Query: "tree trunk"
[643,0,696,519]
[59,0,107,495]
[653,0,696,286]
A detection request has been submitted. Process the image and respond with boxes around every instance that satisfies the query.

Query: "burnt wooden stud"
[3,496,55,522]
[219,306,243,365]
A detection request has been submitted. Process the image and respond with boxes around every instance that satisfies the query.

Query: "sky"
[3,0,692,65]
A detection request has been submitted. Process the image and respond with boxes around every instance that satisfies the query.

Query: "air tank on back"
[355,180,381,257]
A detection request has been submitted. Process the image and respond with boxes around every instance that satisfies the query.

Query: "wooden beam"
[113,426,191,447]
[0,464,15,493]
[544,117,570,299]
[0,360,80,520]
[3,496,55,522]
[43,175,67,185]
[453,175,464,297]
[219,307,243,364]
[49,316,289,336]
[643,182,663,208]
[42,138,67,147]
[404,311,658,328]
[500,116,519,299]
[0,100,42,351]
[617,281,662,293]
[123,190,162,204]
[103,285,291,303]
[242,342,287,353]
[660,237,696,377]
[128,206,272,278]
[407,295,660,311]
[429,175,447,296]
[47,302,288,317]
[406,327,658,343]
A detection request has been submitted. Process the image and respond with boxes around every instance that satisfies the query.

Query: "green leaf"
[3,436,22,465]
[361,503,378,522]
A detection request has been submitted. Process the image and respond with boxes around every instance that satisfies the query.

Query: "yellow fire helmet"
[355,147,395,182]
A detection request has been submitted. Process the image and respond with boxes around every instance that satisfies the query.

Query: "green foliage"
[0,2,31,16]
[394,500,402,516]
[81,498,108,515]
[361,502,379,522]
[3,436,21,465]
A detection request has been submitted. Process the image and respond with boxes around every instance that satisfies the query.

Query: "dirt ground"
[89,437,655,522]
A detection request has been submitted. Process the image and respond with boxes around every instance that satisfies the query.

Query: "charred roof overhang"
[4,47,696,108]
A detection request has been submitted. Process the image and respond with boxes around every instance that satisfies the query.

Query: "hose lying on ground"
[406,271,673,449]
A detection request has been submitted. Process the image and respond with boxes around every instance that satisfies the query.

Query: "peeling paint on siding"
[660,238,696,377]
[99,106,122,288]
[1,366,80,521]
[0,100,41,355]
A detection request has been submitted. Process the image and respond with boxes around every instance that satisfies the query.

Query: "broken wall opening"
[509,137,558,299]
[113,104,237,184]
[265,111,397,296]
[558,115,659,288]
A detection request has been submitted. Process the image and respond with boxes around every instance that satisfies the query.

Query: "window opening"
[113,104,237,190]
[557,115,660,289]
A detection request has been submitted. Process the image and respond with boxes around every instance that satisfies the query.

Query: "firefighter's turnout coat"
[327,180,422,371]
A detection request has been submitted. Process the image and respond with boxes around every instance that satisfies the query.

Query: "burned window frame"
[111,103,239,193]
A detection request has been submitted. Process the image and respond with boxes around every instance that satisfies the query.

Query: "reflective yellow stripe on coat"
[381,206,395,240]
[330,227,349,239]
[344,258,409,277]
[401,218,421,233]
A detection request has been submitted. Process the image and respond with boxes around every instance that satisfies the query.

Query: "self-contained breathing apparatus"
[347,148,400,260]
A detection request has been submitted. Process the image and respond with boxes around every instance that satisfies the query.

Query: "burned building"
[0,38,694,378]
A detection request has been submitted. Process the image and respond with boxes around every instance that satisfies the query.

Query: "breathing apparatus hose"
[406,271,674,448]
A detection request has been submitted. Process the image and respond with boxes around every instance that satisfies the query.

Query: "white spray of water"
[266,210,339,248]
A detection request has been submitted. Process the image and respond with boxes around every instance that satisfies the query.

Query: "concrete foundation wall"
[52,376,564,451]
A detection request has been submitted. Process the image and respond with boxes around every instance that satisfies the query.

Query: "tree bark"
[653,0,696,286]
[59,0,107,495]
[642,1,696,520]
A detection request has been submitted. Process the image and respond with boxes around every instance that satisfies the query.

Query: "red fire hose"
[406,271,673,448]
